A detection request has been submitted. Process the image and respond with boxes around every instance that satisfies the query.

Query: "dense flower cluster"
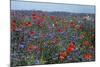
[11,10,95,66]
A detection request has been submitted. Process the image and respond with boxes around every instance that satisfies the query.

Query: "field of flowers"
[11,10,95,67]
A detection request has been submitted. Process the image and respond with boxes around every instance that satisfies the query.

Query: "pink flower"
[79,34,84,39]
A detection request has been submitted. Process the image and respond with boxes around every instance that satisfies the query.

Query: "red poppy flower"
[57,28,63,32]
[83,53,93,60]
[83,41,90,46]
[27,44,39,53]
[69,22,76,27]
[32,13,36,16]
[66,42,76,53]
[32,16,37,21]
[35,16,44,25]
[29,31,36,36]
[59,51,67,61]
[32,13,41,21]
[50,16,55,20]
[11,20,17,31]
[59,56,65,61]
[24,22,32,27]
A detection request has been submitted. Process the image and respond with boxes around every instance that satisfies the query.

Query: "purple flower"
[34,59,40,64]
[47,33,55,39]
[67,56,73,61]
[19,43,26,49]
